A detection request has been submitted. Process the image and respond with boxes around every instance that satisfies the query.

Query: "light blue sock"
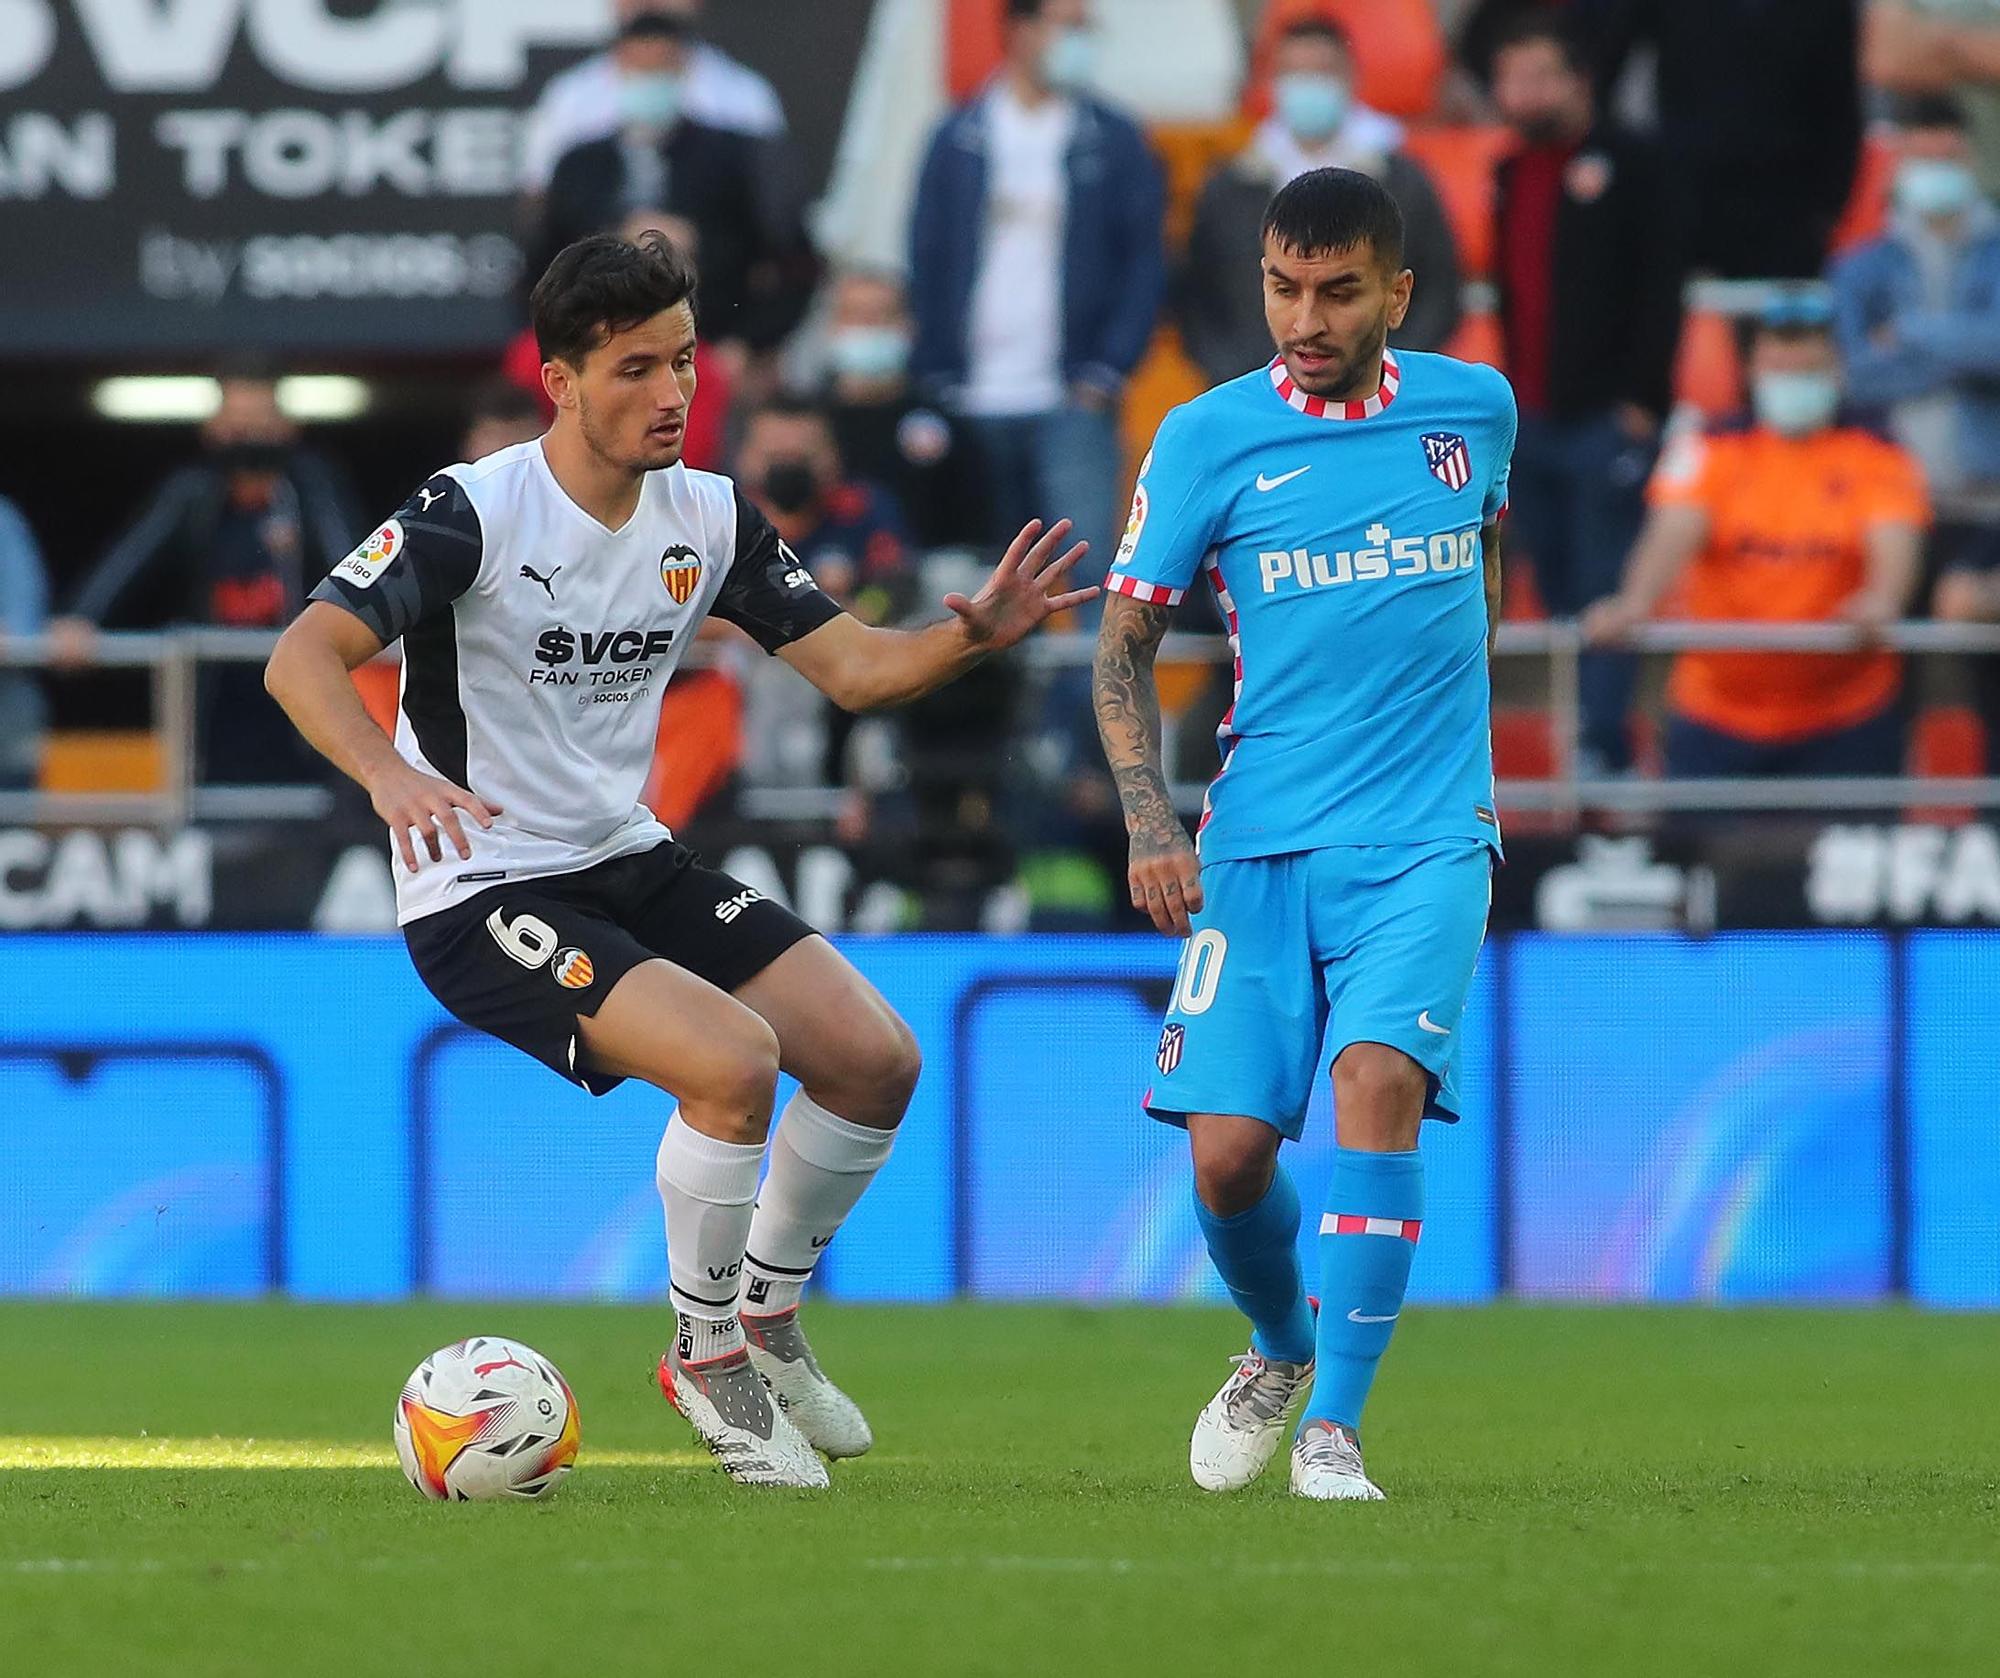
[1192,1165,1316,1365]
[1301,1147,1424,1433]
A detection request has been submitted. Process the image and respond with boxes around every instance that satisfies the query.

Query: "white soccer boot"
[741,1306,874,1460]
[657,1337,829,1488]
[1189,1346,1315,1492]
[1289,1419,1386,1501]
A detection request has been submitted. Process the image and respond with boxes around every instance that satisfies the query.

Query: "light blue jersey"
[1108,348,1516,863]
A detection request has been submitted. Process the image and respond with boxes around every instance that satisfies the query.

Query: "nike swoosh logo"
[1255,466,1311,492]
[1417,1011,1451,1035]
[1347,1310,1399,1324]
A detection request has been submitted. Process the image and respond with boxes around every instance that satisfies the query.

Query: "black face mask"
[211,440,291,475]
[760,460,822,515]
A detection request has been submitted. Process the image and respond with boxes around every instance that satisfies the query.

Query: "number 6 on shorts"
[1168,928,1227,1016]
[486,907,560,968]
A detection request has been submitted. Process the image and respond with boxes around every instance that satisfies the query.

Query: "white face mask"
[1753,370,1840,437]
[1041,27,1097,93]
[1894,157,1981,220]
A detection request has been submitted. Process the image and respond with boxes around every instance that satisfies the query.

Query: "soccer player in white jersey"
[266,234,1095,1488]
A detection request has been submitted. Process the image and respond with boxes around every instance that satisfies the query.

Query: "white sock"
[743,1092,897,1315]
[656,1114,764,1361]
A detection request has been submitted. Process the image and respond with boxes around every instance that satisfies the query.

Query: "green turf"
[1,1303,1996,1677]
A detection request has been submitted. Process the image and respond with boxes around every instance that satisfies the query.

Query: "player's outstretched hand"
[1129,828,1203,938]
[368,761,503,874]
[943,518,1099,651]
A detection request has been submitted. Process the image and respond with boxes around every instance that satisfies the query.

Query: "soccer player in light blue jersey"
[1093,168,1514,1500]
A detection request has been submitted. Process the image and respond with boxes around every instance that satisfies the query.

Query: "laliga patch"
[1114,484,1148,569]
[551,947,595,990]
[332,520,404,589]
[1155,1021,1185,1075]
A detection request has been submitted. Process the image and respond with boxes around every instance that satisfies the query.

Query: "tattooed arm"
[1094,589,1203,936]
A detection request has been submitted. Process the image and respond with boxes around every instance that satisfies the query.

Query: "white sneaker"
[742,1307,874,1460]
[657,1339,829,1489]
[1189,1346,1315,1492]
[1289,1419,1385,1501]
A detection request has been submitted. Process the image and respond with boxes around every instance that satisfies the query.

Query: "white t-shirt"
[960,84,1074,417]
[521,43,787,190]
[310,442,841,924]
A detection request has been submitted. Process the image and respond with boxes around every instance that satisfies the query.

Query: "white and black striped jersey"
[310,440,843,924]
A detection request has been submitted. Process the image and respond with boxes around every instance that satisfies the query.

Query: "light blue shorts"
[1144,840,1493,1138]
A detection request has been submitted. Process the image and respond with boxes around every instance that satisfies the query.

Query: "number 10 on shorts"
[1167,929,1227,1016]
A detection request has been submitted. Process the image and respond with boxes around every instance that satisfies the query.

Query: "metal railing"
[8,621,2000,827]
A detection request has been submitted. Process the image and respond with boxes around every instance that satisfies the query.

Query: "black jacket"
[1583,0,1860,277]
[536,121,818,349]
[1493,123,1682,422]
[1176,145,1462,386]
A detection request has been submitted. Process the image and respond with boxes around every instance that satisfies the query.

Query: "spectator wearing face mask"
[908,0,1165,583]
[48,365,364,783]
[1835,99,2000,764]
[521,0,785,193]
[1177,15,1461,385]
[732,397,914,790]
[533,10,816,353]
[1585,298,1929,781]
[822,268,986,551]
[0,495,49,790]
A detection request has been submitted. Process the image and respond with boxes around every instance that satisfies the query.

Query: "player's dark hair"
[1492,13,1588,75]
[530,231,698,367]
[1262,167,1405,271]
[1006,0,1051,20]
[1277,15,1352,53]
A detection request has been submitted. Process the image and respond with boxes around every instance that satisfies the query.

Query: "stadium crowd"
[12,0,2000,923]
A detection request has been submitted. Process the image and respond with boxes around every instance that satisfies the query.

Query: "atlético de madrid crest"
[1156,1022,1185,1075]
[660,544,702,604]
[1422,432,1472,493]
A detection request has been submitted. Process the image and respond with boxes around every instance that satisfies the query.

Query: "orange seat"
[38,731,162,794]
[1249,0,1446,119]
[644,670,744,831]
[351,658,400,736]
[1907,702,1987,824]
[1443,305,1504,372]
[1673,308,1744,419]
[947,0,1006,101]
[1400,124,1513,278]
[1492,706,1556,780]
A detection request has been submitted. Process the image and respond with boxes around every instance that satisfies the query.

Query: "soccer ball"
[393,1335,580,1501]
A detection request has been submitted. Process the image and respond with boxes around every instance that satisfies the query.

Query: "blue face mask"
[1753,370,1840,437]
[1273,73,1350,143]
[829,326,911,382]
[1041,28,1097,93]
[617,72,684,132]
[1895,157,1981,220]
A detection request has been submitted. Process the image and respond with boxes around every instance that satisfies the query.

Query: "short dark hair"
[530,232,698,367]
[1492,14,1587,75]
[1895,93,1969,132]
[1262,167,1405,270]
[745,391,832,432]
[1278,16,1352,53]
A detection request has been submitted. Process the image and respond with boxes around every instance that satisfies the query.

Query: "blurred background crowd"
[7,0,2000,930]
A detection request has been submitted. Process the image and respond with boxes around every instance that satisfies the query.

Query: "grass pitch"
[1,1303,1995,1677]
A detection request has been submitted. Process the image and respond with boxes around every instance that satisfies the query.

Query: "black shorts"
[404,840,815,1095]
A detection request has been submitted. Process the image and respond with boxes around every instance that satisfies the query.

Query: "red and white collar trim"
[1269,347,1400,420]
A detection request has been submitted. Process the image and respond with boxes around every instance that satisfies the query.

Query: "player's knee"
[689,1018,782,1139]
[1190,1129,1277,1217]
[869,1013,923,1109]
[1331,1045,1428,1144]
